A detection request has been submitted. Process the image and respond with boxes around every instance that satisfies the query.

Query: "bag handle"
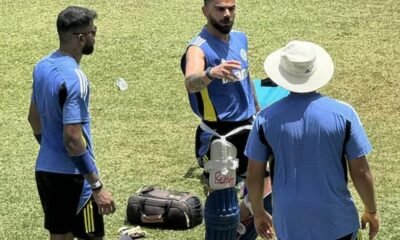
[138,186,155,195]
[138,198,173,224]
[141,213,164,223]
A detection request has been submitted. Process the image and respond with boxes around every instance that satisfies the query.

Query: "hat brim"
[264,43,334,93]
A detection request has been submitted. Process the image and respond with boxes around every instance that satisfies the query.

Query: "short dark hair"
[56,6,97,33]
[204,0,212,6]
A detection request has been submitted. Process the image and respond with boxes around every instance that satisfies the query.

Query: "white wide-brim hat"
[264,40,334,93]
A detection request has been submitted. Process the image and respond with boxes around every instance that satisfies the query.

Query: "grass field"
[0,0,399,239]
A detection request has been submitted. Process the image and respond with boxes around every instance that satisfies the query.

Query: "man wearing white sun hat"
[245,40,379,240]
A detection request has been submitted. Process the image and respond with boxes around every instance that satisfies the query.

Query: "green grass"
[0,0,399,239]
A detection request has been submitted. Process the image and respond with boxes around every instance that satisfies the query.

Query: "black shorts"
[36,171,104,238]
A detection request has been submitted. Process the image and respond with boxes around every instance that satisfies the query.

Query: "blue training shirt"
[245,92,372,240]
[181,27,256,122]
[32,51,96,209]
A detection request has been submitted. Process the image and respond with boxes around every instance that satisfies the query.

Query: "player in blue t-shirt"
[180,0,271,239]
[28,6,115,240]
[245,41,379,240]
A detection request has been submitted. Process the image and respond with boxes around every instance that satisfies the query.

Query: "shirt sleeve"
[63,69,90,124]
[345,107,373,160]
[244,115,271,162]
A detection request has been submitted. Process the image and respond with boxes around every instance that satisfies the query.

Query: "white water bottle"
[116,77,128,91]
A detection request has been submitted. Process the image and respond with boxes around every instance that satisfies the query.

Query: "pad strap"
[243,195,253,215]
[243,191,272,215]
[200,122,252,140]
[204,159,239,173]
[71,150,96,175]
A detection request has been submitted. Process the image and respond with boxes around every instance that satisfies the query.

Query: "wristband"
[34,134,42,144]
[71,150,96,175]
[91,180,103,191]
[205,67,214,80]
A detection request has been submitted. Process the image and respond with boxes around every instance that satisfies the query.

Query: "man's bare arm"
[250,78,260,112]
[28,101,41,134]
[349,156,379,239]
[184,46,210,93]
[184,46,242,93]
[28,101,42,143]
[349,156,377,213]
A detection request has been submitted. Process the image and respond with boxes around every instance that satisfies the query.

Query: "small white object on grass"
[116,77,128,91]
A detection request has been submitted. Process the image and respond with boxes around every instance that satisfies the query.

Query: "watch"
[91,180,103,191]
[205,67,214,80]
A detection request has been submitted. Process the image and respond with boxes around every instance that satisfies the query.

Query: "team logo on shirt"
[240,49,247,61]
[221,59,248,84]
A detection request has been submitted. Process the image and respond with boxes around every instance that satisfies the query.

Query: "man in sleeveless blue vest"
[245,40,379,240]
[180,0,271,239]
[28,6,115,240]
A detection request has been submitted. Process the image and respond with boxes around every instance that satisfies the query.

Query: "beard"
[210,16,234,34]
[82,43,94,55]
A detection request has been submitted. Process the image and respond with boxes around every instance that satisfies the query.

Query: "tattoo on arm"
[186,73,208,93]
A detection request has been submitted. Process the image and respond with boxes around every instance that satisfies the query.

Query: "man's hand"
[361,211,379,240]
[253,211,274,239]
[209,60,241,82]
[92,188,116,215]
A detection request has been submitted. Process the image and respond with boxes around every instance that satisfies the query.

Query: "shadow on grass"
[183,166,210,197]
[182,166,201,179]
